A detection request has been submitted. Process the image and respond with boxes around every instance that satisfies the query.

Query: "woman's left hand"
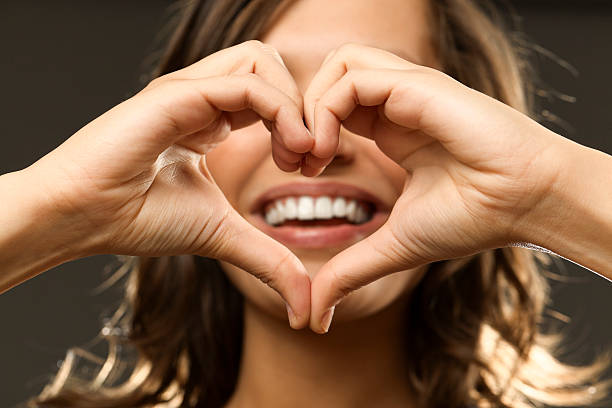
[302,43,567,333]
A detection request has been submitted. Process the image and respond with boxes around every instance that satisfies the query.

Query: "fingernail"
[320,306,335,333]
[285,302,297,329]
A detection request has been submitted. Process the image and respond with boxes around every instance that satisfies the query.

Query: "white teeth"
[274,200,285,224]
[264,209,273,225]
[314,196,333,219]
[265,207,280,225]
[297,196,315,220]
[345,200,357,222]
[332,197,347,217]
[284,197,297,219]
[355,205,367,224]
[262,195,372,226]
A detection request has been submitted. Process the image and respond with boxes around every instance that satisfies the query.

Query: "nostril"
[330,152,350,165]
[328,133,356,166]
[327,148,353,167]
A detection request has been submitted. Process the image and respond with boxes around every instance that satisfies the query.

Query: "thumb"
[310,224,421,333]
[203,207,311,329]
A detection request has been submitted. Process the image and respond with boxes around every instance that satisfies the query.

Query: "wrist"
[512,133,612,276]
[0,167,93,293]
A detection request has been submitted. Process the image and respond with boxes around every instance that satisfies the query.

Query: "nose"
[323,128,356,169]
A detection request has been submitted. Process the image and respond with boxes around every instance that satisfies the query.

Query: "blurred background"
[0,0,610,406]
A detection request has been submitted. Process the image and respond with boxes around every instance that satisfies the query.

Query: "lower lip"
[248,211,389,249]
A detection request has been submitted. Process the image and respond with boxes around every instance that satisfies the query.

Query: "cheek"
[205,123,271,203]
[367,141,408,193]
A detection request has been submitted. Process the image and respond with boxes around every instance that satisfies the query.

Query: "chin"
[218,256,427,326]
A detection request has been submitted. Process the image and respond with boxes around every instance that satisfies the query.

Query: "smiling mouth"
[248,196,389,249]
[248,182,390,249]
[261,195,375,227]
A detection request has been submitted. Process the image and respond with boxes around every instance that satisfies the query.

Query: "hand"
[26,40,313,327]
[303,43,565,333]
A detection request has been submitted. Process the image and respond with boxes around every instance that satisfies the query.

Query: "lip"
[249,211,389,249]
[247,181,392,249]
[248,181,392,215]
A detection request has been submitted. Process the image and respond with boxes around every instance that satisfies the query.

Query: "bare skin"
[224,291,416,408]
[0,0,611,407]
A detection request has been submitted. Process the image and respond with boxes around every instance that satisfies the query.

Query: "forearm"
[518,135,612,279]
[0,169,84,293]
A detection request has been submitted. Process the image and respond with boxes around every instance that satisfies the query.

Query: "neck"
[225,293,415,408]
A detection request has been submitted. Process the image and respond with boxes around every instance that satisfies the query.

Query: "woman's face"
[206,0,439,325]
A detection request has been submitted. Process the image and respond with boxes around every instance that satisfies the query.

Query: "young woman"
[2,0,610,407]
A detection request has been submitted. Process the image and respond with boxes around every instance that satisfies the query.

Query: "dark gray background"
[1,1,610,406]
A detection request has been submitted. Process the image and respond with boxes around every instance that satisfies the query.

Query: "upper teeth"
[263,196,371,226]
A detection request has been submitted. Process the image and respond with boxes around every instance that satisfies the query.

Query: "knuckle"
[148,76,163,87]
[272,250,294,279]
[330,268,358,300]
[338,42,360,51]
[336,42,362,56]
[343,68,361,83]
[225,70,253,80]
[234,40,264,68]
[243,39,279,56]
[235,71,260,82]
[260,42,281,57]
[148,76,182,93]
[242,39,270,58]
[239,72,262,95]
[259,250,293,290]
[312,95,325,117]
[321,42,362,69]
[243,71,260,80]
[243,39,264,49]
[244,40,290,76]
[225,72,261,90]
[142,75,168,92]
[316,89,335,112]
[256,270,274,286]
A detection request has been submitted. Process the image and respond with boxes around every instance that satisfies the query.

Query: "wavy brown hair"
[26,0,611,407]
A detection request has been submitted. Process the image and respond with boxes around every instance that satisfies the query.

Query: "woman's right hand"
[14,40,312,327]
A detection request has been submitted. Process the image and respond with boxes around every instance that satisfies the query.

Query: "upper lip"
[249,181,392,215]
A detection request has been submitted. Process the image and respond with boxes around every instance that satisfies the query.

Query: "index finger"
[160,40,305,113]
[303,43,414,165]
[147,40,314,171]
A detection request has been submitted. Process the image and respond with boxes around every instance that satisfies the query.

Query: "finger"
[299,156,327,177]
[224,109,261,130]
[313,68,407,157]
[97,74,312,179]
[141,39,314,173]
[310,223,419,333]
[271,127,304,170]
[307,43,539,172]
[314,68,461,171]
[205,206,311,329]
[177,113,232,154]
[304,43,412,132]
[158,40,305,112]
[272,154,301,173]
[304,44,416,158]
